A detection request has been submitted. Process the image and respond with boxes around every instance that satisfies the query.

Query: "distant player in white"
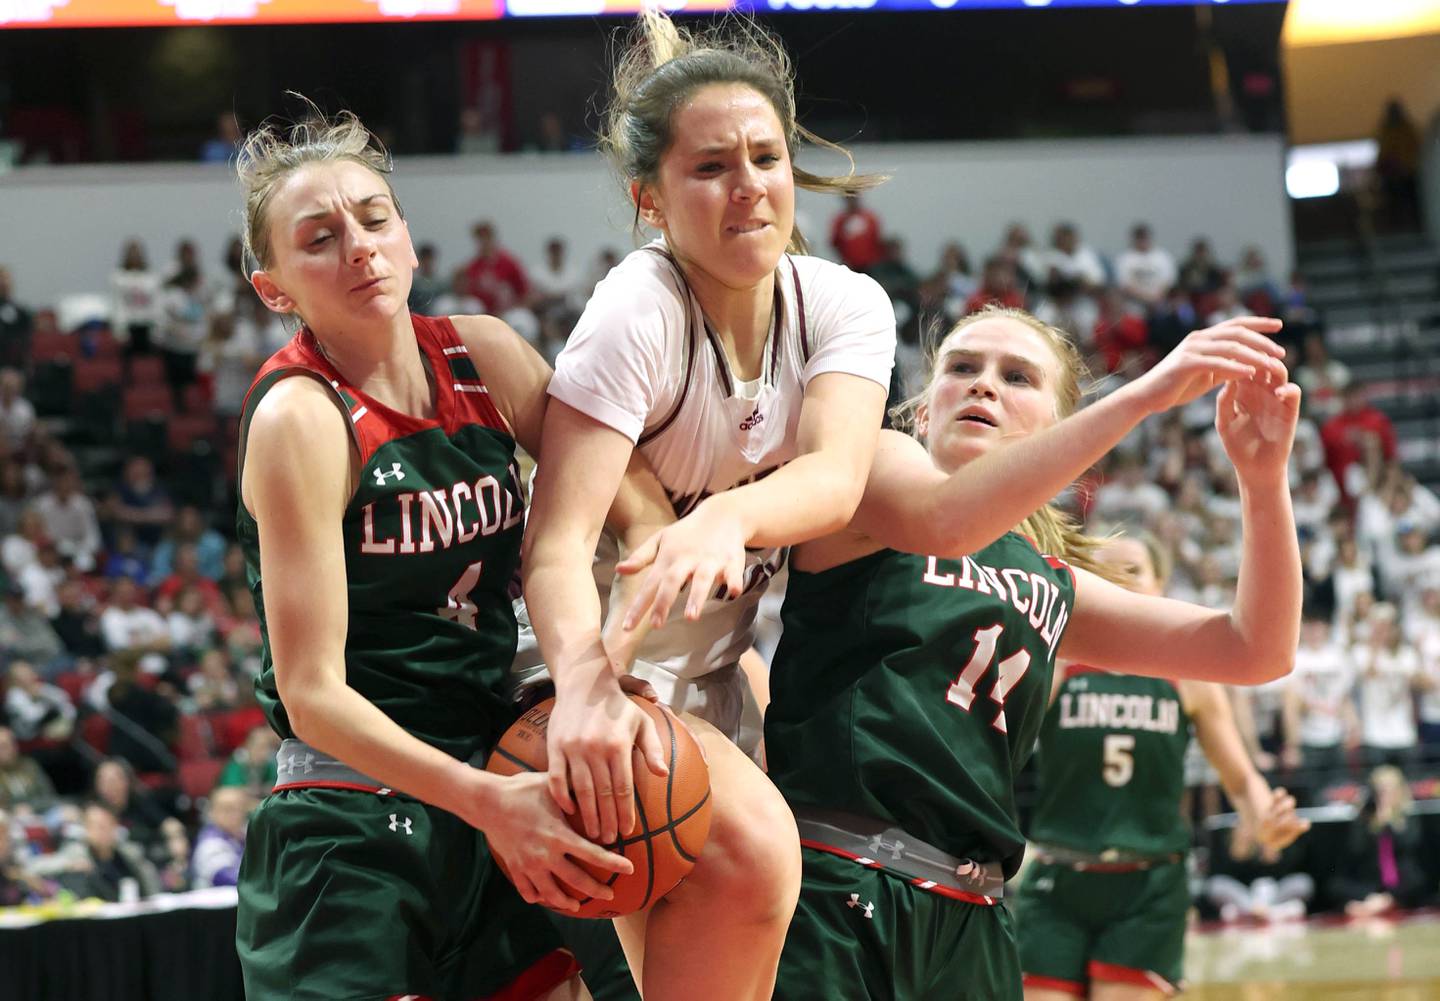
[519,12,893,1001]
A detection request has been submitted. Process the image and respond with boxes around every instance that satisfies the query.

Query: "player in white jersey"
[519,15,894,1000]
[514,243,891,750]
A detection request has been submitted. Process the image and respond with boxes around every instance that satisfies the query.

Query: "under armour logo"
[738,407,765,432]
[374,463,406,485]
[282,752,315,775]
[389,814,413,835]
[846,893,875,919]
[868,834,905,861]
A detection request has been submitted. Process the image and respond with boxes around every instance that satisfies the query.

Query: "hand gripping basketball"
[486,696,713,918]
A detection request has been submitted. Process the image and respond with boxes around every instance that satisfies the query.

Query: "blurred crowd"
[0,197,1435,914]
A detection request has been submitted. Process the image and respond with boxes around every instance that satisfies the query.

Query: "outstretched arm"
[1060,378,1304,685]
[851,319,1288,558]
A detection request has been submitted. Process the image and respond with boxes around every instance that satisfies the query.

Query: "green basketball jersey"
[1028,668,1192,857]
[766,532,1076,876]
[236,315,525,762]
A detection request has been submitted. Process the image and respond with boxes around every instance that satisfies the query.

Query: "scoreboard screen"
[1,0,1282,29]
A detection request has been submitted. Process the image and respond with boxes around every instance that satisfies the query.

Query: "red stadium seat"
[121,383,173,420]
[179,758,227,802]
[167,414,218,452]
[177,713,215,762]
[80,713,111,754]
[31,330,79,363]
[72,356,124,394]
[128,355,166,386]
[90,327,123,360]
[215,707,266,754]
[182,381,214,415]
[54,672,88,705]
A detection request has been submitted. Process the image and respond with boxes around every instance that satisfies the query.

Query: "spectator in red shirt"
[152,544,225,618]
[459,221,530,315]
[1093,287,1150,373]
[828,193,883,273]
[1322,384,1398,502]
[965,256,1025,314]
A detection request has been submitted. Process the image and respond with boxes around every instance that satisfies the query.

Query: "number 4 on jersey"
[946,623,1031,734]
[439,560,483,629]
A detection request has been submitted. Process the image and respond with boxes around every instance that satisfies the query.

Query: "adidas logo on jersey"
[738,407,765,431]
[374,463,406,485]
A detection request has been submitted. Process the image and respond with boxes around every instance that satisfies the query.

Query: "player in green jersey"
[230,105,669,1001]
[766,305,1304,1000]
[1017,534,1309,1000]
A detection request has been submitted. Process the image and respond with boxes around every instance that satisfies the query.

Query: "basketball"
[485,695,713,919]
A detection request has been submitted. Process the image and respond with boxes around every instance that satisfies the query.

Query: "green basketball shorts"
[1014,859,1188,996]
[775,846,1021,1000]
[237,787,574,1001]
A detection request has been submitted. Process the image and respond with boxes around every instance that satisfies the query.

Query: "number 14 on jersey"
[946,624,1030,734]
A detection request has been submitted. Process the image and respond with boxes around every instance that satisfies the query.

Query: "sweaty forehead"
[672,84,783,150]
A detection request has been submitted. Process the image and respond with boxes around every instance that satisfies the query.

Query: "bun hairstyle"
[893,305,1114,579]
[598,11,886,253]
[235,95,402,277]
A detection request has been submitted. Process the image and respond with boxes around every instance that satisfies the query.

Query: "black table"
[0,888,244,1001]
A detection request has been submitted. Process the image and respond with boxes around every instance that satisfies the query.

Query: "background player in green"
[765,306,1305,1000]
[230,104,660,1001]
[1017,534,1309,1001]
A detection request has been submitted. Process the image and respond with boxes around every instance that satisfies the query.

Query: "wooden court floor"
[1184,913,1440,1000]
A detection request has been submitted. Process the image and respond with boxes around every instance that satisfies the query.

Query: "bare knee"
[685,760,800,922]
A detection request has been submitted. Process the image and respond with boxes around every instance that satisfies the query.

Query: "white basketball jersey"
[537,240,894,685]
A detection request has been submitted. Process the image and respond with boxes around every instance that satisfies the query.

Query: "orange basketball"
[485,695,712,919]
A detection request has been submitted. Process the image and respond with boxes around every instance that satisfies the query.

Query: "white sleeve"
[548,265,677,443]
[800,266,896,390]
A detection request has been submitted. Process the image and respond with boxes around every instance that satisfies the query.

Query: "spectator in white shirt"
[528,236,585,363]
[0,509,46,581]
[1387,525,1440,614]
[1282,617,1358,784]
[110,240,163,356]
[31,466,101,573]
[1092,451,1171,527]
[1355,603,1421,768]
[98,578,170,657]
[1114,223,1177,308]
[17,543,64,619]
[1331,537,1375,633]
[1040,221,1106,292]
[0,369,36,451]
[1295,333,1351,422]
[3,661,75,742]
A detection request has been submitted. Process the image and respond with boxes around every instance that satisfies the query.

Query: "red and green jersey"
[1028,667,1192,857]
[236,314,526,762]
[766,533,1076,877]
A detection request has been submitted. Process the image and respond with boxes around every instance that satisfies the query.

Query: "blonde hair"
[892,305,1111,578]
[236,96,403,276]
[1368,764,1412,832]
[599,11,886,254]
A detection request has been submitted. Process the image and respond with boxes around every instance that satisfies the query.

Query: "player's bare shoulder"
[242,373,354,514]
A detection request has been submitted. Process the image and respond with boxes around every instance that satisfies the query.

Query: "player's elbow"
[275,671,330,747]
[1239,649,1295,686]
